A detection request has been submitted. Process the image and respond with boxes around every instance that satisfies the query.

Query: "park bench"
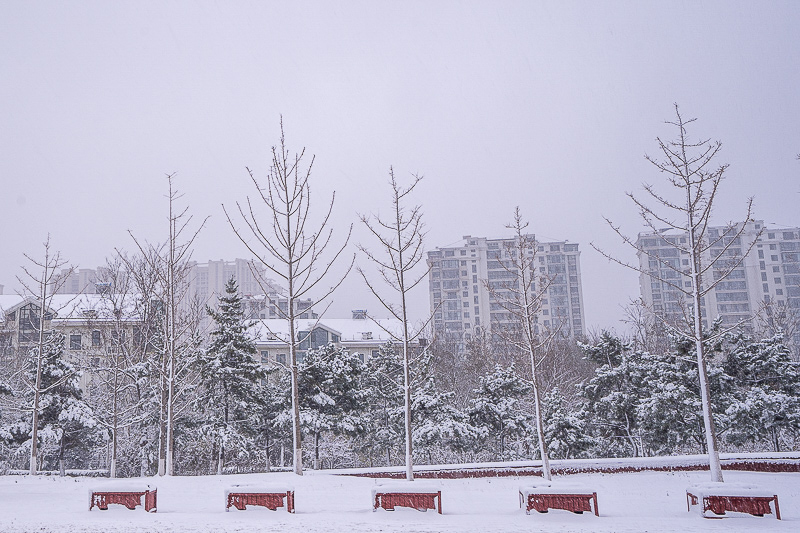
[519,481,598,516]
[225,484,295,513]
[88,484,157,512]
[686,482,780,519]
[372,482,442,514]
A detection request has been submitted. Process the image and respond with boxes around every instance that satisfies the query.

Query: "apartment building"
[427,235,585,348]
[636,219,800,347]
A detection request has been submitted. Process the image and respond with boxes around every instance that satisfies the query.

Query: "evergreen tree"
[578,332,649,457]
[298,343,366,469]
[15,331,100,475]
[468,363,530,460]
[542,387,593,459]
[637,327,733,455]
[412,376,479,464]
[723,331,800,451]
[360,342,405,466]
[194,278,264,474]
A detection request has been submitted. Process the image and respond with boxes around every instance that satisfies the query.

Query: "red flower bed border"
[345,459,800,479]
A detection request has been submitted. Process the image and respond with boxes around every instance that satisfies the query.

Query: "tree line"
[1,107,798,479]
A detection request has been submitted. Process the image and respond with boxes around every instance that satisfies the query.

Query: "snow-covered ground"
[0,469,797,532]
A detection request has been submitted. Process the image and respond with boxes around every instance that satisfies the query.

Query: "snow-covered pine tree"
[298,343,366,469]
[468,363,530,460]
[412,376,479,465]
[578,332,649,457]
[194,278,264,475]
[542,386,593,459]
[23,331,99,475]
[361,341,405,466]
[637,327,733,455]
[723,331,800,451]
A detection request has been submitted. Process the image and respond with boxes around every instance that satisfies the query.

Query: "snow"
[224,483,294,496]
[89,482,155,492]
[372,481,442,496]
[0,469,797,532]
[687,482,778,498]
[519,482,596,496]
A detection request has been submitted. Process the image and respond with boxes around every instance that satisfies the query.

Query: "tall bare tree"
[17,236,75,474]
[225,120,352,475]
[357,169,433,481]
[593,104,759,482]
[127,174,206,476]
[483,208,556,480]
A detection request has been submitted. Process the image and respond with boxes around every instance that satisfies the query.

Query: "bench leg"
[592,492,599,517]
[773,496,781,520]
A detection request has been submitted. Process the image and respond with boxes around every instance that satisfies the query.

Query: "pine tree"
[542,387,593,459]
[468,363,530,460]
[361,342,405,466]
[637,327,733,455]
[723,332,800,451]
[412,376,479,465]
[194,278,264,474]
[21,331,99,475]
[298,343,366,469]
[578,332,649,457]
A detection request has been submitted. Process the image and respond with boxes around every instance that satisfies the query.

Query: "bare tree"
[127,174,206,476]
[593,104,760,482]
[357,169,436,481]
[483,207,556,480]
[86,256,155,478]
[224,120,353,476]
[16,236,76,474]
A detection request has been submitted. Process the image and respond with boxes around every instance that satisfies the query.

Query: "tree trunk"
[314,431,320,470]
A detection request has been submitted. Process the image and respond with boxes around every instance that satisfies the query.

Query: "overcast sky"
[1,1,798,332]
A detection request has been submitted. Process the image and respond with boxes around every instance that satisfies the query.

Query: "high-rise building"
[186,258,280,305]
[636,219,800,348]
[426,235,585,348]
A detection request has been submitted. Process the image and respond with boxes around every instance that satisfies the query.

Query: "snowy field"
[0,469,798,532]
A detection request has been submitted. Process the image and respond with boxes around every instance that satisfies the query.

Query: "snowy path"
[0,469,797,532]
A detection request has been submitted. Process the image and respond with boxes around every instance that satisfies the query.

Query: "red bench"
[89,484,157,512]
[225,485,295,513]
[519,483,598,516]
[372,483,442,514]
[686,483,780,519]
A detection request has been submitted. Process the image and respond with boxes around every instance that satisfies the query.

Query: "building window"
[70,334,82,350]
[776,289,784,295]
[460,250,466,256]
[276,353,287,364]
[773,266,780,273]
[92,330,101,347]
[260,350,269,363]
[775,278,782,284]
[758,250,764,259]
[768,233,775,239]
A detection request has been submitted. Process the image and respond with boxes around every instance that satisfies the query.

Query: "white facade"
[636,219,800,347]
[426,234,585,346]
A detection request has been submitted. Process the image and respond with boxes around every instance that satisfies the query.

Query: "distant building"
[636,219,800,348]
[426,234,585,349]
[0,293,150,394]
[187,258,281,306]
[51,258,283,307]
[253,310,420,365]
